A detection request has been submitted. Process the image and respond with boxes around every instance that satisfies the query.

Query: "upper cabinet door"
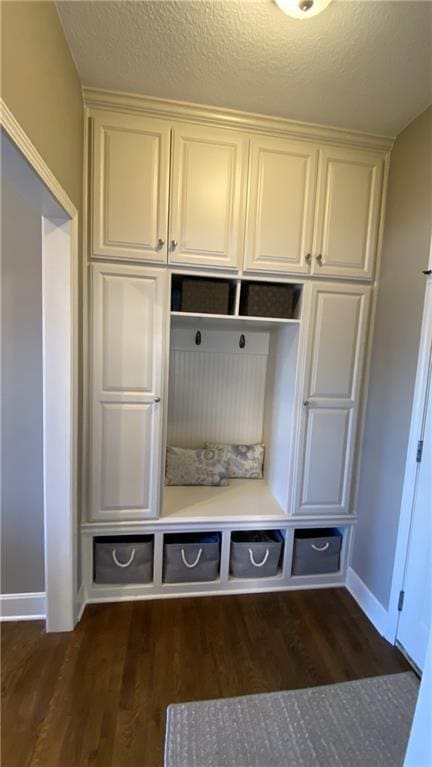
[169,124,248,269]
[293,283,371,516]
[244,136,318,274]
[312,147,384,279]
[89,263,167,522]
[92,111,170,263]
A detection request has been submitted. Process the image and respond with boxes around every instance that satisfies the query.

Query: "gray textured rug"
[165,672,418,767]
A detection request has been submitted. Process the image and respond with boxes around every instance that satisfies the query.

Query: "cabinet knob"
[153,397,161,403]
[316,254,324,266]
[171,240,178,250]
[157,238,165,249]
[305,253,312,264]
[303,400,310,408]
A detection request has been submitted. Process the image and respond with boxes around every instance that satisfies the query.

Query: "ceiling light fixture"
[275,0,333,19]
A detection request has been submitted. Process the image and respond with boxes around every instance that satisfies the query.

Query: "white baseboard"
[345,567,389,638]
[0,592,46,621]
[75,584,87,623]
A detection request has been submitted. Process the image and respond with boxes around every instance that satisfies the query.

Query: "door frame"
[385,239,432,644]
[1,99,79,631]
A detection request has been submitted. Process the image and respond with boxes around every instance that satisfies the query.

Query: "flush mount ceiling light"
[275,0,333,19]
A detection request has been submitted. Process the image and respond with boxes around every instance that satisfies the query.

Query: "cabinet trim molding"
[83,88,394,153]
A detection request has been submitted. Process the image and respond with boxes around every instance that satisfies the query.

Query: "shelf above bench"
[170,312,300,331]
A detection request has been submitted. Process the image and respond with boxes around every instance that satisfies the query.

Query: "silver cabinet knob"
[303,400,310,408]
[316,254,324,266]
[157,238,165,249]
[171,240,178,250]
[305,253,312,264]
[153,397,161,403]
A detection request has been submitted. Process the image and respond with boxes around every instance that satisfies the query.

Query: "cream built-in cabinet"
[91,111,170,263]
[244,139,384,279]
[244,136,318,275]
[89,263,166,521]
[169,124,248,269]
[312,147,384,279]
[89,106,386,281]
[82,93,391,602]
[294,282,371,516]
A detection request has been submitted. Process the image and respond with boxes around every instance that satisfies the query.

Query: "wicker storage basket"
[241,282,296,319]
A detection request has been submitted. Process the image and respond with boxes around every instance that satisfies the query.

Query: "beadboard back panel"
[167,327,270,447]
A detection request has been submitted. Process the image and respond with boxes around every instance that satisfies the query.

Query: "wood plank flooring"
[1,588,409,767]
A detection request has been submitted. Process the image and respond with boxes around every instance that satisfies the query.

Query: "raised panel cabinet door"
[312,147,384,279]
[244,136,318,274]
[89,263,167,521]
[294,283,371,516]
[92,110,170,262]
[169,124,248,269]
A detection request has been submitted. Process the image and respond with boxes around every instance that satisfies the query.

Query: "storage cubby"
[163,532,221,583]
[239,280,302,320]
[230,530,284,579]
[171,274,237,316]
[93,535,154,584]
[291,528,343,576]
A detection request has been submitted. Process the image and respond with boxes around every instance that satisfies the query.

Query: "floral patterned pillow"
[165,447,229,486]
[205,443,264,479]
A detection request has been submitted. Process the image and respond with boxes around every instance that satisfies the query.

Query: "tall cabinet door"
[168,124,248,269]
[89,263,167,521]
[244,136,318,274]
[294,283,371,516]
[312,147,384,279]
[91,111,170,262]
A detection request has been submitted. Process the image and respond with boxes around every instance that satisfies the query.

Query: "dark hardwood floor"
[1,588,408,767]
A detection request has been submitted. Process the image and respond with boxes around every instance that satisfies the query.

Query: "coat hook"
[195,330,202,346]
[239,334,246,349]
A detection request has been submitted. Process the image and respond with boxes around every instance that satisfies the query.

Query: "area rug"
[165,672,418,767]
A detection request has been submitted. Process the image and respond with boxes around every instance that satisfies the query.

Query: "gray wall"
[1,180,45,593]
[352,106,432,609]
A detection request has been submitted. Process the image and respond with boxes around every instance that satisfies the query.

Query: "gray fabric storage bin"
[292,528,342,576]
[163,533,220,583]
[94,536,153,584]
[230,530,283,578]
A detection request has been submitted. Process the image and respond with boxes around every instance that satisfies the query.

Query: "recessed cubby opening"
[163,531,221,583]
[93,535,154,585]
[291,528,343,576]
[163,314,300,519]
[239,280,302,320]
[171,274,237,316]
[229,530,285,580]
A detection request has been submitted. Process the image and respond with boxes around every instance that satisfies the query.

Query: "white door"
[91,111,170,262]
[244,136,318,274]
[169,123,248,269]
[312,147,384,279]
[294,283,371,515]
[89,263,166,521]
[397,343,432,670]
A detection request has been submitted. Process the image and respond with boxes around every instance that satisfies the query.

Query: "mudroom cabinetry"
[244,138,384,279]
[91,111,170,263]
[89,103,386,281]
[168,123,248,270]
[89,263,167,521]
[293,283,371,516]
[82,90,392,606]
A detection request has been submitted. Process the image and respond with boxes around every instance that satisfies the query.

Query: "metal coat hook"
[195,330,202,346]
[239,334,246,349]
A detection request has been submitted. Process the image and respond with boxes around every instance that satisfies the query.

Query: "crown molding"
[0,99,77,219]
[83,87,394,153]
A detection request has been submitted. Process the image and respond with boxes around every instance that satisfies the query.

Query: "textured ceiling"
[57,0,432,136]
